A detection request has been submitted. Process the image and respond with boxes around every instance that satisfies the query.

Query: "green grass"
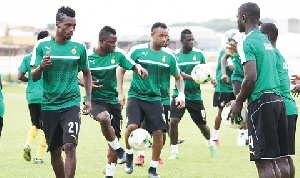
[0,83,299,177]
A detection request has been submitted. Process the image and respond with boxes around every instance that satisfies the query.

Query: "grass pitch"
[0,83,299,177]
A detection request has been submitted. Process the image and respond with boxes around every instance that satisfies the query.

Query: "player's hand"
[290,75,300,85]
[40,51,52,70]
[175,92,185,109]
[138,67,148,79]
[221,74,229,83]
[118,93,126,109]
[210,78,217,88]
[82,100,92,115]
[92,80,103,90]
[228,100,243,121]
[291,84,300,97]
[226,38,238,53]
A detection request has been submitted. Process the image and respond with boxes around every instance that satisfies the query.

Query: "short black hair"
[56,6,75,22]
[238,2,260,22]
[181,29,192,40]
[260,23,278,43]
[151,22,167,32]
[37,31,49,40]
[99,26,116,41]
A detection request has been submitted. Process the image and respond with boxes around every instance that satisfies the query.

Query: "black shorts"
[248,93,289,161]
[126,97,166,134]
[231,80,242,96]
[163,105,170,130]
[213,92,236,108]
[287,114,297,155]
[91,100,123,138]
[170,95,207,125]
[41,106,81,152]
[28,103,42,129]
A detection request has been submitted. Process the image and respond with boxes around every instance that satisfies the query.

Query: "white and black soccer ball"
[191,64,211,84]
[221,102,248,129]
[221,29,244,56]
[128,128,152,150]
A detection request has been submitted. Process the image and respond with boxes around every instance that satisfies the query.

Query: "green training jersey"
[231,54,244,82]
[18,53,43,104]
[238,29,280,104]
[275,48,298,115]
[0,73,4,118]
[31,36,89,110]
[215,50,234,93]
[88,47,135,104]
[173,47,205,100]
[160,47,173,106]
[128,43,179,101]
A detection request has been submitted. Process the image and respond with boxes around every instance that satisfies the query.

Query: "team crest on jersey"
[111,56,116,64]
[71,46,77,54]
[193,55,196,60]
[162,56,166,62]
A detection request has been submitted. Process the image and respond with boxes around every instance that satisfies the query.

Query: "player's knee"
[50,147,62,158]
[170,117,180,125]
[64,143,76,155]
[97,112,110,124]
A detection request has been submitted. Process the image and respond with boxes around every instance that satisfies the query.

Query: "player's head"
[237,2,260,33]
[37,31,49,40]
[151,22,169,48]
[181,29,194,51]
[99,26,117,53]
[56,6,76,40]
[260,23,278,44]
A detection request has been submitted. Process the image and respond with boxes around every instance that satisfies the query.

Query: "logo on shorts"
[71,46,77,54]
[249,150,255,155]
[71,135,77,140]
[111,56,116,64]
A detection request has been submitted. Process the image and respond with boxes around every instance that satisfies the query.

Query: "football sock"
[212,129,219,140]
[25,126,38,146]
[238,129,244,136]
[35,131,47,159]
[150,160,158,168]
[106,163,117,176]
[126,148,133,154]
[108,137,121,150]
[138,150,145,157]
[171,144,178,154]
[244,129,248,139]
[206,139,213,146]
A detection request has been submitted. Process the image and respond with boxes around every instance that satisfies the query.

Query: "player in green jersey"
[118,22,185,178]
[78,26,147,178]
[230,2,290,177]
[211,50,235,147]
[0,73,4,141]
[169,29,218,159]
[261,22,298,178]
[31,6,92,178]
[19,31,49,164]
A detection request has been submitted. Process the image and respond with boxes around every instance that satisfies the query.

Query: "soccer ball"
[221,102,248,129]
[191,64,211,84]
[221,29,244,56]
[128,128,152,150]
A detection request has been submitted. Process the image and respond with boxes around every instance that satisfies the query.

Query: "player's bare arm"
[221,53,234,83]
[17,71,28,82]
[174,74,185,109]
[229,61,256,118]
[82,68,92,115]
[117,66,127,109]
[31,51,52,82]
[180,71,193,80]
[290,74,300,85]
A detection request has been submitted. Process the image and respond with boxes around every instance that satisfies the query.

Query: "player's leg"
[135,120,145,166]
[143,100,165,177]
[287,114,297,177]
[169,96,185,159]
[124,98,142,174]
[42,109,65,177]
[275,157,290,177]
[106,145,117,178]
[92,101,126,164]
[188,100,218,157]
[255,160,277,177]
[24,104,40,161]
[212,92,223,146]
[61,106,81,178]
[33,103,46,163]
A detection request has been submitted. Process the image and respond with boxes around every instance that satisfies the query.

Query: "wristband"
[177,92,185,102]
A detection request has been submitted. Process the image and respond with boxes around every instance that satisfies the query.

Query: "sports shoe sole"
[23,147,31,161]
